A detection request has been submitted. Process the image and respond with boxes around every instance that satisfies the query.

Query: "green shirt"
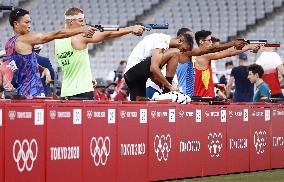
[55,38,93,97]
[253,82,271,102]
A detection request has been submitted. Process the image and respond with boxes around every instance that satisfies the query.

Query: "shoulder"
[160,33,171,39]
[264,82,270,88]
[232,66,241,72]
[260,82,270,89]
[37,55,50,61]
[231,67,237,71]
[55,37,70,44]
[148,33,170,40]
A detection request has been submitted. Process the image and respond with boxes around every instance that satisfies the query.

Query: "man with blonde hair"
[55,7,145,100]
[5,8,95,97]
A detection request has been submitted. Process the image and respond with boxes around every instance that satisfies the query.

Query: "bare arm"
[85,25,145,44]
[184,40,246,57]
[226,76,234,98]
[20,26,95,46]
[150,49,172,90]
[202,44,260,61]
[260,96,269,101]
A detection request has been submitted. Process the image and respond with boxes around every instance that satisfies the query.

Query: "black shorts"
[271,93,284,99]
[124,57,152,101]
[67,91,94,100]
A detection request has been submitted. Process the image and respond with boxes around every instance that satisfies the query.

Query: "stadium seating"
[0,0,26,18]
[243,6,284,65]
[90,0,284,77]
[0,0,284,78]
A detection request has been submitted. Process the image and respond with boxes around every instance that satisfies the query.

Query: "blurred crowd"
[93,60,129,101]
[0,48,129,101]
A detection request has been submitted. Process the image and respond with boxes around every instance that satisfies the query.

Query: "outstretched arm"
[184,40,246,57]
[201,44,260,61]
[20,26,95,46]
[85,25,145,43]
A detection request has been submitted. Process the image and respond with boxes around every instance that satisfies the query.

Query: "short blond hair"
[65,7,83,16]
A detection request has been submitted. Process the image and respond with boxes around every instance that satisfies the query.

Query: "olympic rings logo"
[90,137,111,166]
[154,134,171,162]
[86,110,93,119]
[208,133,223,157]
[9,110,16,120]
[254,131,267,154]
[13,139,38,172]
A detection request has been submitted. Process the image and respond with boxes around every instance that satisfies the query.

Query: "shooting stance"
[55,7,145,100]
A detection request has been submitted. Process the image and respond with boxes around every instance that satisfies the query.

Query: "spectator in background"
[280,72,284,93]
[93,78,109,101]
[256,46,284,98]
[115,65,126,92]
[107,60,127,82]
[0,50,7,98]
[105,80,117,100]
[219,61,234,85]
[54,80,62,98]
[34,45,55,96]
[247,64,271,102]
[114,83,129,101]
[227,53,254,102]
[0,50,16,98]
[0,50,5,61]
[211,36,221,84]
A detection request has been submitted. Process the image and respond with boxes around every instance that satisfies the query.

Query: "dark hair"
[225,61,233,68]
[119,60,127,65]
[178,33,194,49]
[195,30,212,46]
[177,27,192,36]
[211,36,220,43]
[248,64,264,78]
[9,8,29,27]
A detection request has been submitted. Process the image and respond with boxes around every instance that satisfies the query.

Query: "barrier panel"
[271,104,284,168]
[148,102,178,181]
[226,104,250,173]
[82,102,117,182]
[0,101,9,182]
[46,102,83,182]
[117,102,148,182]
[4,103,45,182]
[249,105,271,171]
[176,104,204,178]
[202,105,227,176]
[2,100,284,182]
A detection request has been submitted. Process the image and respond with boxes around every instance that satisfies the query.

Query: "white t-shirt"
[256,51,282,72]
[256,51,283,95]
[125,33,171,73]
[211,60,219,83]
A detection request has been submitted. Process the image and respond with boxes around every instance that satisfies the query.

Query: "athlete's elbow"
[37,36,51,44]
[150,66,159,74]
[54,30,70,39]
[209,46,219,53]
[38,31,62,44]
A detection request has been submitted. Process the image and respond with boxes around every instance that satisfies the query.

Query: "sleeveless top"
[55,37,93,97]
[194,63,215,97]
[5,35,45,96]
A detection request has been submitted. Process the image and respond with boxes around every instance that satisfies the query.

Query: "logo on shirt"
[57,51,73,66]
